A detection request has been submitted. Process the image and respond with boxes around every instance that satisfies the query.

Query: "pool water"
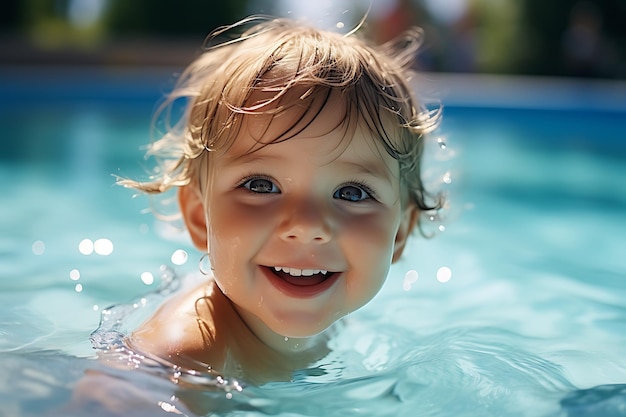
[1,70,625,417]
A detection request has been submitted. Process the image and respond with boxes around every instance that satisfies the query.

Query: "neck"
[208,282,332,363]
[234,306,332,356]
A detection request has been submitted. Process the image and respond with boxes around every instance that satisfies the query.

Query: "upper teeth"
[273,266,328,277]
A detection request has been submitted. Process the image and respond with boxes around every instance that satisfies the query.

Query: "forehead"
[217,90,400,179]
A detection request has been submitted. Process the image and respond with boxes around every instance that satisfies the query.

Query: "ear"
[392,206,419,263]
[178,184,208,251]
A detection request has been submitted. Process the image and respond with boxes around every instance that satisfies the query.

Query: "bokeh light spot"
[94,238,113,256]
[69,269,80,281]
[171,249,188,266]
[79,239,94,255]
[403,269,418,291]
[141,272,154,285]
[437,267,452,283]
[32,240,45,255]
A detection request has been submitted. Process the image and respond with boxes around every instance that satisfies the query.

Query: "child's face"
[186,95,415,342]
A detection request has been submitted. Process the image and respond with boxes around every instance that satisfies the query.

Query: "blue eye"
[242,177,280,194]
[334,185,371,202]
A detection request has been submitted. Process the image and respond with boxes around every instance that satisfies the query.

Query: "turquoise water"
[1,70,625,416]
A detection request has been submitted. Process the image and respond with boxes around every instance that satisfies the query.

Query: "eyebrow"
[226,149,397,184]
[334,159,396,185]
[226,152,283,165]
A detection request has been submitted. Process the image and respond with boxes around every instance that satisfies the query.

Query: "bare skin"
[68,95,418,415]
[128,95,417,383]
[129,279,331,384]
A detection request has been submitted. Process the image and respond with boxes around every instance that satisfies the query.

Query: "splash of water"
[88,265,244,395]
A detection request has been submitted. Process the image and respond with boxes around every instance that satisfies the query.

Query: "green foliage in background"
[520,0,625,78]
[104,0,248,37]
[1,0,624,77]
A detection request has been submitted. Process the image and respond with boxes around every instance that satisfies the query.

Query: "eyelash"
[235,174,378,201]
[342,180,378,201]
[236,173,278,190]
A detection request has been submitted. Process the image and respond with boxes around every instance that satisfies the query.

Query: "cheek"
[206,200,275,271]
[206,202,243,282]
[340,212,399,295]
[342,211,399,257]
[208,199,267,241]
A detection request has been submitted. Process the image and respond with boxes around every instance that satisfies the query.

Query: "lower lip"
[261,267,340,298]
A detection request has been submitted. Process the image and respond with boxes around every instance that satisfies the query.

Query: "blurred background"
[1,0,625,78]
[2,4,626,415]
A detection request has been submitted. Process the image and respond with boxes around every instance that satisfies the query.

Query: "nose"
[278,199,333,244]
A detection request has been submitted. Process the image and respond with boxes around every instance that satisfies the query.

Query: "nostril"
[279,219,332,243]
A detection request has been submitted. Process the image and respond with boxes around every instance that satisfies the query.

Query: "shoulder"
[128,279,228,369]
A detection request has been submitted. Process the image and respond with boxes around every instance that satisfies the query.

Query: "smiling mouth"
[266,266,335,287]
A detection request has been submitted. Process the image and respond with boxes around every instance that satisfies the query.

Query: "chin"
[269,315,338,340]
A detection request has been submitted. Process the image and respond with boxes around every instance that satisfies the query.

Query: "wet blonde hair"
[120,16,441,212]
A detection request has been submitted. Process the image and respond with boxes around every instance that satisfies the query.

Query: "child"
[119,16,441,384]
